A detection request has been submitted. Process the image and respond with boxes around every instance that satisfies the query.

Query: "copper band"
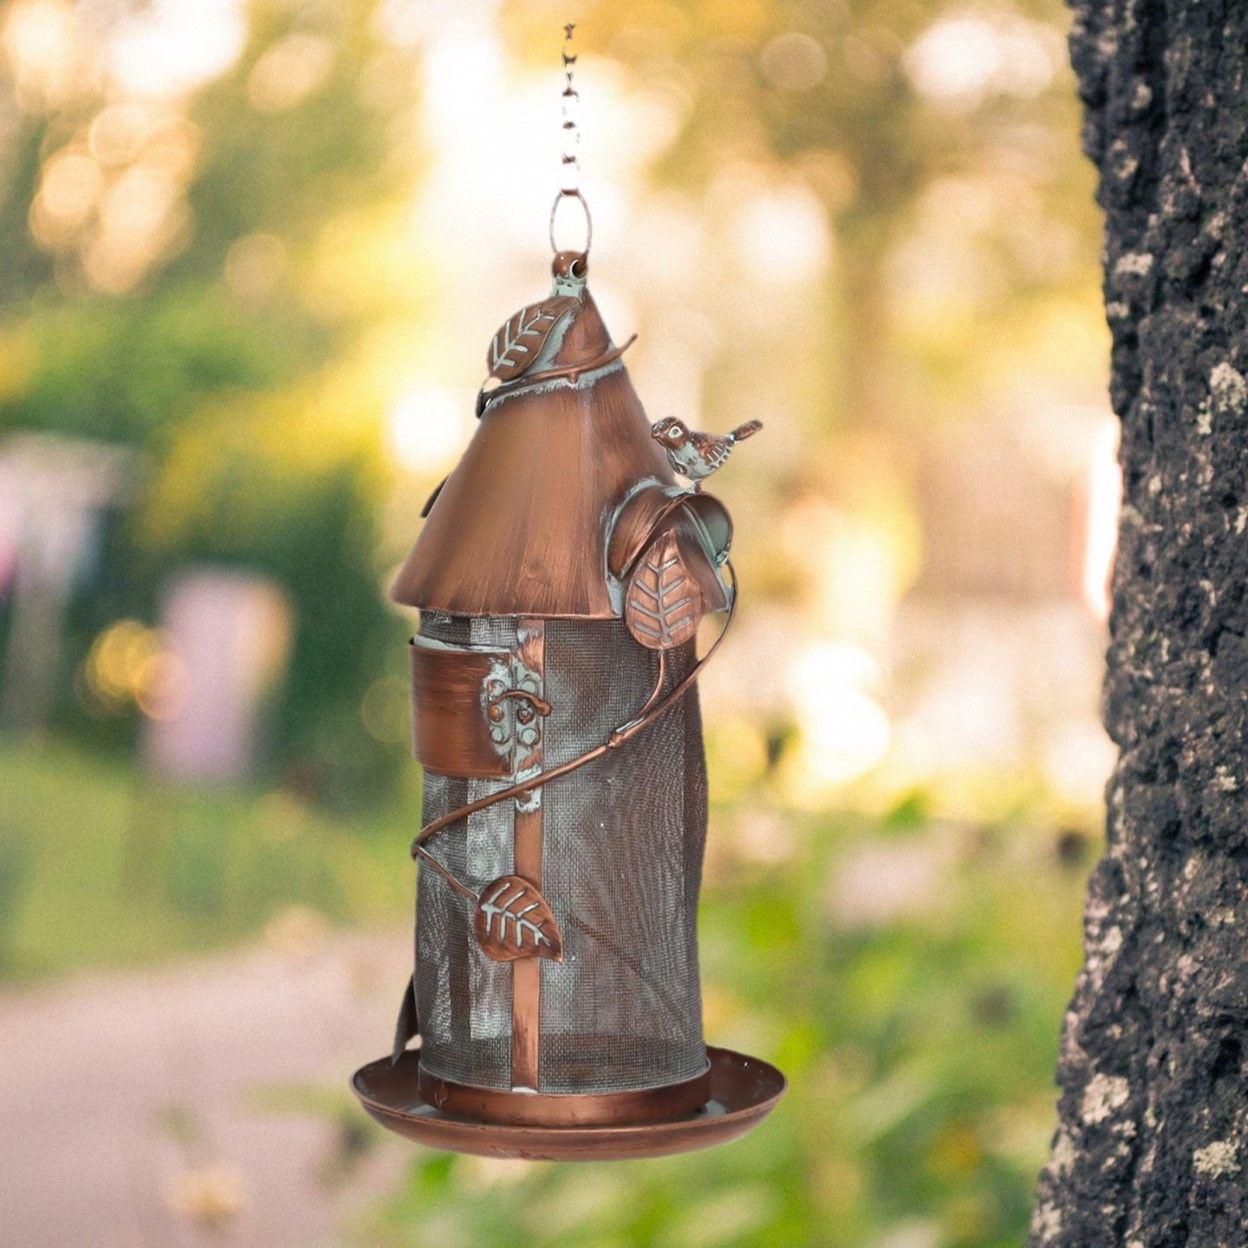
[417,1062,713,1127]
[511,619,545,1089]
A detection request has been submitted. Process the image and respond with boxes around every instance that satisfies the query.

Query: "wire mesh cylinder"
[414,612,708,1097]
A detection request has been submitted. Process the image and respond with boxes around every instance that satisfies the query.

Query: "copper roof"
[392,279,687,618]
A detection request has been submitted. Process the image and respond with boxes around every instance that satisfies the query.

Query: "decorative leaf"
[474,875,564,963]
[486,297,577,382]
[625,529,703,650]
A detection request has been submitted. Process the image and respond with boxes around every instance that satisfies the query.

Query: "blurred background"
[0,1,1114,1245]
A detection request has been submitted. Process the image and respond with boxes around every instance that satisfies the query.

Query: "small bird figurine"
[650,416,763,486]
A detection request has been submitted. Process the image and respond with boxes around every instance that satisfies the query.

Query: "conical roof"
[391,258,681,618]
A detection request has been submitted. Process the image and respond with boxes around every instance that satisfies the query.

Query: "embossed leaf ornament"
[625,530,703,650]
[474,876,565,962]
[486,297,576,382]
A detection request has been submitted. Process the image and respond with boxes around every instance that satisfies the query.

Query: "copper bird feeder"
[351,34,784,1162]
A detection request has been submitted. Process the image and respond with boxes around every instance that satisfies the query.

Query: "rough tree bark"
[1030,2,1248,1245]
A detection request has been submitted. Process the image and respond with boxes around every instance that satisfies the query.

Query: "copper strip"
[511,619,545,1089]
[417,1062,713,1127]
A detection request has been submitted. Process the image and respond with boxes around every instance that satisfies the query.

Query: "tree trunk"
[1030,2,1248,1244]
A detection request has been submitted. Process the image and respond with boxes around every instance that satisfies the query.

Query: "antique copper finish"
[625,529,703,650]
[409,573,737,860]
[473,875,563,963]
[408,638,512,780]
[606,486,733,612]
[609,487,703,579]
[510,891,542,1086]
[392,314,676,619]
[547,281,607,366]
[511,620,546,789]
[352,1047,786,1162]
[476,334,638,416]
[552,249,587,279]
[487,297,578,382]
[484,688,551,722]
[371,181,787,1155]
[473,251,632,418]
[418,1061,712,1127]
[511,618,545,1087]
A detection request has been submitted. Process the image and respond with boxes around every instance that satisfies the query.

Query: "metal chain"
[549,22,592,255]
[560,21,580,192]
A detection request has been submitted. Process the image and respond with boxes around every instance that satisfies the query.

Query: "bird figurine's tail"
[731,420,763,442]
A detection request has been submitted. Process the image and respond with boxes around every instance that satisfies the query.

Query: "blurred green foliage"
[0,0,1102,803]
[0,0,414,802]
[0,741,412,978]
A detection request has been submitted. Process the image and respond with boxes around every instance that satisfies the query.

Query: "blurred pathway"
[0,922,412,1248]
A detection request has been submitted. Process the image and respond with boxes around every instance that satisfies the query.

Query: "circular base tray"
[351,1046,786,1161]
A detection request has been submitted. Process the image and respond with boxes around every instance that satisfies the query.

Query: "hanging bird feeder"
[351,27,785,1162]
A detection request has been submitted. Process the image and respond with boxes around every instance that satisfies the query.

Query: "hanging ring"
[549,188,592,256]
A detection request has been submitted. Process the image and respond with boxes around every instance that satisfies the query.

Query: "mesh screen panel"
[415,614,516,1089]
[539,619,707,1092]
[413,613,708,1096]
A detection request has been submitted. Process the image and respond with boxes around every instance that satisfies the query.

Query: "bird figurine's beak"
[650,425,663,441]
